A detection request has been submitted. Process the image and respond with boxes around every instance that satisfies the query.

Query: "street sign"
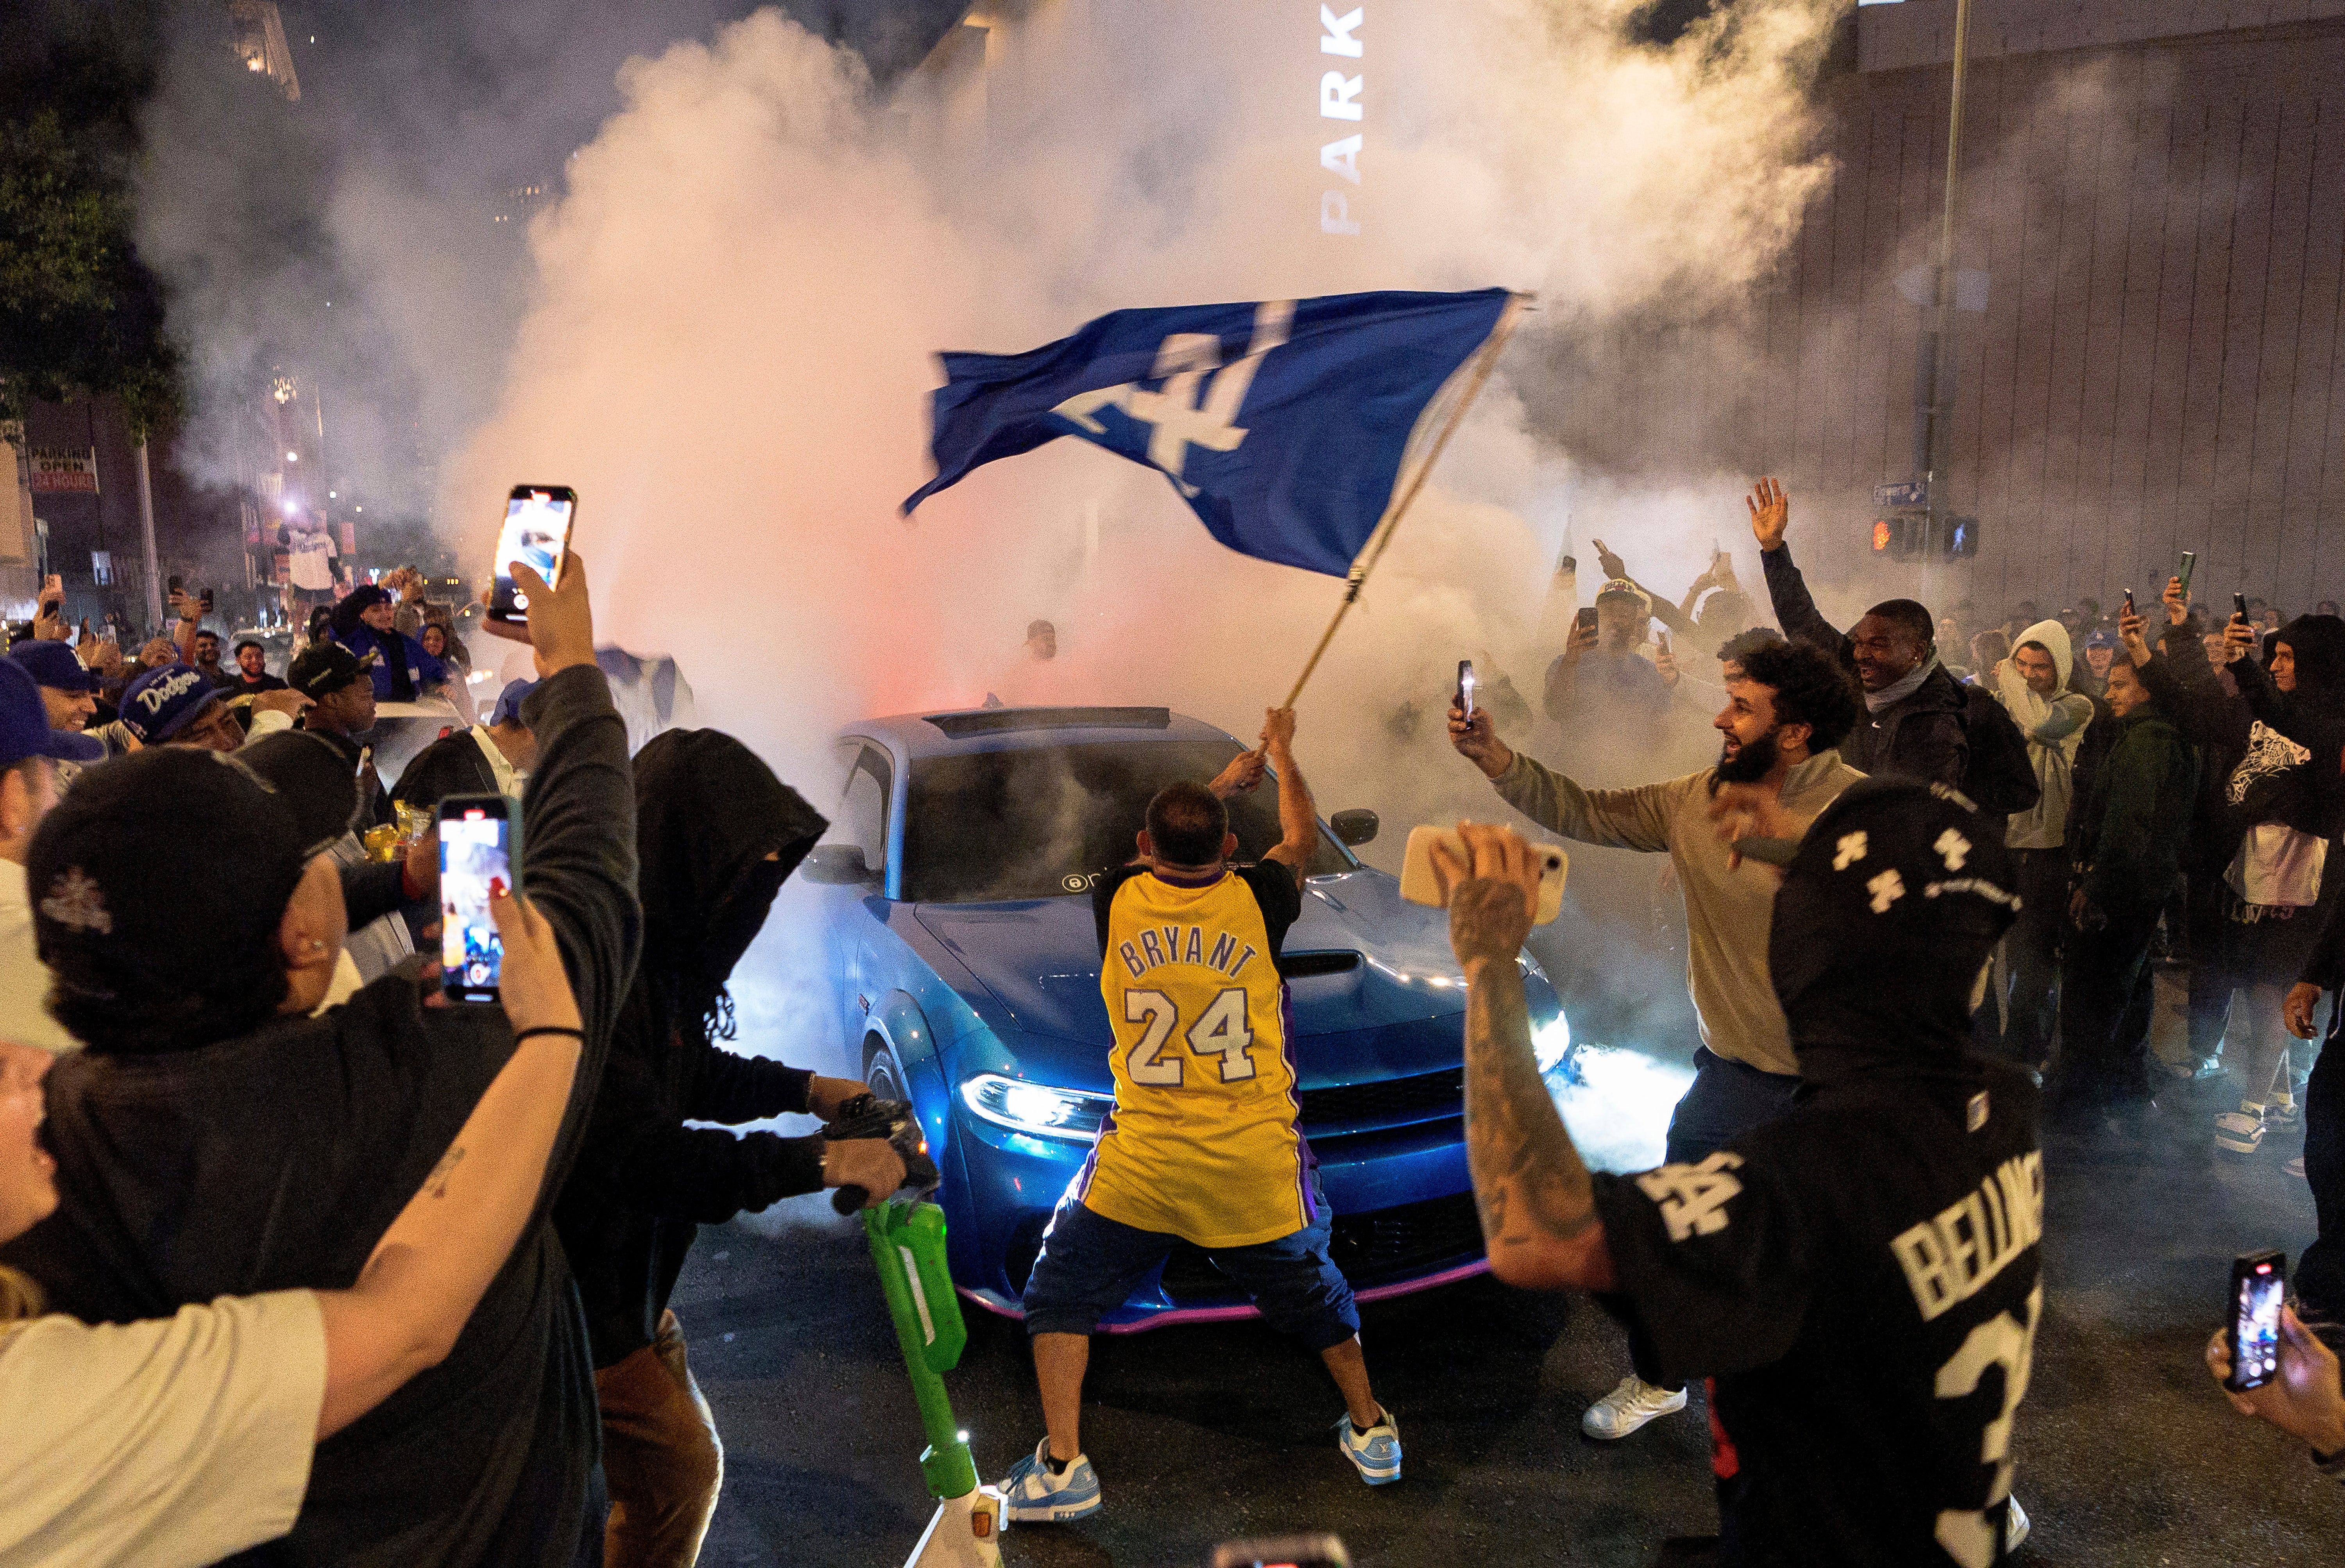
[1873,479,1927,508]
[29,447,98,494]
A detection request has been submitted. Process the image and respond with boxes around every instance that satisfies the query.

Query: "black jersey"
[1590,1058,2043,1568]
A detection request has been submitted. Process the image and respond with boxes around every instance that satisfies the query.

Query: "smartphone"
[167,574,182,596]
[438,795,520,1004]
[489,485,578,623]
[2123,589,2136,617]
[1398,825,1568,925]
[2233,591,2250,623]
[2226,1250,2286,1392]
[1210,1538,1349,1568]
[1575,606,1599,636]
[2177,551,2196,597]
[1456,659,1477,720]
[1657,629,1672,656]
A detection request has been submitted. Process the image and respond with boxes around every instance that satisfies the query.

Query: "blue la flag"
[902,287,1514,577]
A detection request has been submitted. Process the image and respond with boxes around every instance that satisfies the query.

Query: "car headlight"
[959,1074,1111,1141]
[1533,1011,1572,1075]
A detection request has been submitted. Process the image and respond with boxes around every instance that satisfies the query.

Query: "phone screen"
[2229,1253,2285,1391]
[440,802,514,1003]
[490,487,576,621]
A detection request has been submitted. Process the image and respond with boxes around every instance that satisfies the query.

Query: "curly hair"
[1736,636,1862,754]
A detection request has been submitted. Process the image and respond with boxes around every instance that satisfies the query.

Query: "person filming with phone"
[1450,636,1862,1440]
[2205,1301,2345,1484]
[1439,779,2046,1564]
[1,551,643,1568]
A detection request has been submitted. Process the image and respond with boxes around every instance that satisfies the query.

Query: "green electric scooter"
[829,1098,1006,1568]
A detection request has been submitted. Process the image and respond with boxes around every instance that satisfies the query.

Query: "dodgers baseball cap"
[8,640,102,695]
[119,664,226,744]
[489,678,538,727]
[28,747,317,1054]
[0,659,103,766]
[288,641,370,700]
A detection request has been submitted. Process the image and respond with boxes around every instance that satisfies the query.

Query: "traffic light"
[1868,515,1980,560]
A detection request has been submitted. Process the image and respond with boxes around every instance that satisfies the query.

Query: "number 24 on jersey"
[1122,988,1257,1087]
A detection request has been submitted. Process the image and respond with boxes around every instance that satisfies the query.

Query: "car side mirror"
[801,843,874,885]
[1330,809,1379,848]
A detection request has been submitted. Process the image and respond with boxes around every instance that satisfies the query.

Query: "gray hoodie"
[1996,618,2094,850]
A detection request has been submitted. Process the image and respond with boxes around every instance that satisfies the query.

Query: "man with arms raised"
[997,708,1401,1520]
[1751,477,1970,788]
[1442,780,2042,1566]
[1450,635,1863,1438]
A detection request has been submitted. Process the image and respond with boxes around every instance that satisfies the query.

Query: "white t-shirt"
[0,1289,328,1567]
[0,861,77,1055]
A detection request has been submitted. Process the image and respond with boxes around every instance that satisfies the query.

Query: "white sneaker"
[1579,1375,1688,1439]
[2215,1108,2266,1154]
[2005,1494,2030,1553]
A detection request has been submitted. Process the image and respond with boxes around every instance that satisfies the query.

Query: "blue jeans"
[1663,1047,1803,1167]
[1020,1183,1359,1350]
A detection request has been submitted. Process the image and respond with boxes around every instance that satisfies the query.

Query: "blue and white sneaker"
[1337,1407,1402,1485]
[998,1438,1102,1523]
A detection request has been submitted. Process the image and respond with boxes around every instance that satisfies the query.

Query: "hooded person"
[1446,778,2042,1565]
[329,584,448,706]
[0,562,642,1568]
[1992,619,2095,1066]
[2207,612,2345,1156]
[553,729,906,1568]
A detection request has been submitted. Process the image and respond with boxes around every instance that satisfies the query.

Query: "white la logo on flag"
[41,867,113,934]
[1052,300,1296,495]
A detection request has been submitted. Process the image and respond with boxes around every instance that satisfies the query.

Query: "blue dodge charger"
[801,704,1570,1330]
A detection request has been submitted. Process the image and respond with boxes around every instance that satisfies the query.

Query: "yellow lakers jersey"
[1079,862,1311,1249]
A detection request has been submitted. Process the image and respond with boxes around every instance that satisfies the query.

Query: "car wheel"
[863,1034,907,1103]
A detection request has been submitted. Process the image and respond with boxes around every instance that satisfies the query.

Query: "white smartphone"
[490,485,576,623]
[1398,825,1568,925]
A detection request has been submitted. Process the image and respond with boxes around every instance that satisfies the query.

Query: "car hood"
[913,870,1467,1078]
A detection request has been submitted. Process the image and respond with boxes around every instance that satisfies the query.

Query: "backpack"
[1959,686,2042,816]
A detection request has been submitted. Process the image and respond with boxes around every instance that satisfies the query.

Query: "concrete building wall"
[1745,9,2345,616]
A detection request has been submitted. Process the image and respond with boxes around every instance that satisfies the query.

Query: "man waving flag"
[902,287,1514,577]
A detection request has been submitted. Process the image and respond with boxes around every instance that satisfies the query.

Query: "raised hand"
[1747,476,1789,553]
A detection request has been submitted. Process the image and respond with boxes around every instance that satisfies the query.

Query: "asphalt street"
[680,1065,2340,1568]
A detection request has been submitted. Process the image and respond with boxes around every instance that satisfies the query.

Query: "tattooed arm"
[1437,825,1618,1293]
[310,888,583,1436]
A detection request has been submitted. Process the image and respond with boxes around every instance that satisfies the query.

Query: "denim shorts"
[1020,1183,1360,1350]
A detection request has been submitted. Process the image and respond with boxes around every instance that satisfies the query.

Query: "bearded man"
[1448,634,1863,1440]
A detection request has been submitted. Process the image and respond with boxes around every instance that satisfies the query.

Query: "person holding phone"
[1541,578,1674,735]
[2,553,642,1568]
[2206,1304,2345,1482]
[0,883,587,1564]
[1450,636,1863,1440]
[1441,779,2044,1563]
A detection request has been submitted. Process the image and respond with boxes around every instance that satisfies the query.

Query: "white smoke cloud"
[443,0,1841,781]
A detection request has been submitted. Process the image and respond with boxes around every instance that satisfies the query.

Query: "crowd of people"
[1,470,2341,1568]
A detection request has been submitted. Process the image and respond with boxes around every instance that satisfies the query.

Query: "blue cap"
[8,640,103,694]
[119,665,226,744]
[2084,628,2118,650]
[0,660,104,767]
[489,678,538,728]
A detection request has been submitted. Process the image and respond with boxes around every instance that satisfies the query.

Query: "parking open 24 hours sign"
[29,447,98,494]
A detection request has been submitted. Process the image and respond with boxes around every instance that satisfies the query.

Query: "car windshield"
[902,739,1352,903]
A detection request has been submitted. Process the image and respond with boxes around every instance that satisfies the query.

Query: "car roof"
[843,705,1241,761]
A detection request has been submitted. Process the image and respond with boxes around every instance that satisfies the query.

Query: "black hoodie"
[555,729,830,1369]
[1588,780,2043,1567]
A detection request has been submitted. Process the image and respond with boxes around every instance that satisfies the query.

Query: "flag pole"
[1276,293,1529,711]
